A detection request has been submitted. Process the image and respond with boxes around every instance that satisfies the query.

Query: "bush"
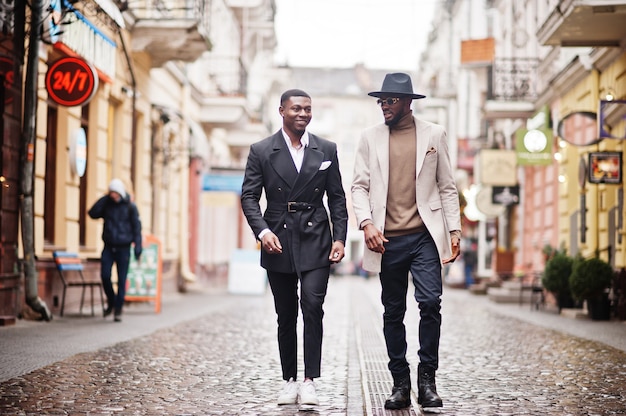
[541,252,574,295]
[569,257,613,302]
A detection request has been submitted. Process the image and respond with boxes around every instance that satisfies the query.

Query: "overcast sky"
[273,0,438,71]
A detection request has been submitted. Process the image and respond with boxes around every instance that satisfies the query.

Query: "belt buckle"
[287,202,296,213]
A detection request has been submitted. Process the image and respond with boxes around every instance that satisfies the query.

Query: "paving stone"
[1,276,625,415]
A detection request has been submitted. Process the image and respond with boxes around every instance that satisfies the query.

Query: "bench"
[53,251,104,317]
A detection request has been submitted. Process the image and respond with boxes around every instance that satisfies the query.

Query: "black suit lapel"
[290,135,323,200]
[269,134,298,187]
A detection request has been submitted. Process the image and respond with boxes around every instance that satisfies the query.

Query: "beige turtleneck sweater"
[384,112,425,237]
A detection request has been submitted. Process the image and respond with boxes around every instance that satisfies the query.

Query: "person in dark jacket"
[88,178,142,322]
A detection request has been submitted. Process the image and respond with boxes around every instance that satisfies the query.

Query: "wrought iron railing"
[123,0,210,35]
[488,57,539,101]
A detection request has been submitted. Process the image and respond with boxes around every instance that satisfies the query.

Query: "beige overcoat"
[351,116,461,273]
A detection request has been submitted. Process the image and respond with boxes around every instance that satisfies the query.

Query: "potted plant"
[541,251,575,311]
[569,256,614,320]
[542,244,557,262]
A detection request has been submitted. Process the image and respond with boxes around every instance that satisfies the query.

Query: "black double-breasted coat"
[241,131,348,275]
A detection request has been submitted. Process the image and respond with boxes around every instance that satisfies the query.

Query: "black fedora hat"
[368,72,425,99]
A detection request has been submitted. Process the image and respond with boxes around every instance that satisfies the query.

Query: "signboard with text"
[588,152,622,184]
[598,100,626,139]
[45,56,98,107]
[125,234,162,313]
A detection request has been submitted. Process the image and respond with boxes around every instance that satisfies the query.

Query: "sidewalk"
[477,293,626,353]
[0,285,231,383]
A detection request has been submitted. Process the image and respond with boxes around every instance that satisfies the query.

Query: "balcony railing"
[488,58,539,102]
[124,0,212,67]
[125,0,210,28]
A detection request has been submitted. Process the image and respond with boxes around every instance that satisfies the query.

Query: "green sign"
[516,128,553,166]
[127,242,159,297]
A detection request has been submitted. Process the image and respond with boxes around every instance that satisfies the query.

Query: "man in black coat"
[241,89,348,406]
[88,178,142,322]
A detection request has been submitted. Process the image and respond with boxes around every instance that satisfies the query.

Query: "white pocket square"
[319,161,332,170]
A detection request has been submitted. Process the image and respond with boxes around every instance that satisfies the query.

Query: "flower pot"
[587,295,611,321]
[557,292,576,311]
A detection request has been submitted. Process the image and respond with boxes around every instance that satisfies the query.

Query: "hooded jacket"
[88,194,142,253]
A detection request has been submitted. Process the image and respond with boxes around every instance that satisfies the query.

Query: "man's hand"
[442,235,461,264]
[363,223,388,254]
[328,241,345,263]
[261,232,282,254]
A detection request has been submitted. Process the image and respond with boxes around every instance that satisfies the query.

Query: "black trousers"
[267,266,330,380]
[100,244,131,313]
[380,231,442,379]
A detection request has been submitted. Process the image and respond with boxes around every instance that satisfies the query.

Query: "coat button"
[307,222,313,226]
[278,187,282,192]
[283,224,287,228]
[314,187,320,193]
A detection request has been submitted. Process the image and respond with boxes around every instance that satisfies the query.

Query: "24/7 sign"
[45,57,98,107]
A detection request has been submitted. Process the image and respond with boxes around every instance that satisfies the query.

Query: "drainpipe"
[178,152,197,287]
[21,0,51,321]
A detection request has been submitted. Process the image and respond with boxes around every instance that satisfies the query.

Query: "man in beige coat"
[351,73,461,410]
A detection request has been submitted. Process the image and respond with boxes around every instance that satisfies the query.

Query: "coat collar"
[374,116,432,189]
[269,131,324,199]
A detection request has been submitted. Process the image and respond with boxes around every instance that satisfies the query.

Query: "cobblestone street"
[1,276,626,415]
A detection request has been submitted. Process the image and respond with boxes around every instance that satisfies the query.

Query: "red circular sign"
[45,57,98,107]
[0,55,15,105]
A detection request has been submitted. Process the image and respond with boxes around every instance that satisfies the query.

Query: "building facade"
[1,0,276,322]
[418,0,626,300]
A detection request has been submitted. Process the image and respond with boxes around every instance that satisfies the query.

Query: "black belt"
[268,201,321,213]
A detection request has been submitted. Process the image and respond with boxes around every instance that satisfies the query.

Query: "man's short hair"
[280,89,310,105]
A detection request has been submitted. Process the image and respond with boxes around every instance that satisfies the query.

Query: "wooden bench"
[53,251,104,317]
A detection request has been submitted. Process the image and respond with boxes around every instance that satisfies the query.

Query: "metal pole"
[21,0,51,321]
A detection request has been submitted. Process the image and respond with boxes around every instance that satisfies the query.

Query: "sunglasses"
[376,97,401,106]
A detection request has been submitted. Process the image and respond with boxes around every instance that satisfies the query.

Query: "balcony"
[484,58,538,119]
[124,0,212,67]
[537,1,626,47]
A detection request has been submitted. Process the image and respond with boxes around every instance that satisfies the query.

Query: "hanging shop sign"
[479,149,517,186]
[557,111,599,146]
[588,151,622,184]
[516,106,553,165]
[475,186,506,218]
[598,100,626,139]
[45,56,98,107]
[492,186,520,206]
[0,55,14,104]
[69,128,87,177]
[516,128,552,165]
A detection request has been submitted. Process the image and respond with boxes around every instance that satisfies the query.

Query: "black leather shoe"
[113,308,122,322]
[384,375,411,410]
[418,365,443,408]
[103,304,113,317]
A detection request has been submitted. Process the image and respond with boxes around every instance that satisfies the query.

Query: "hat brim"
[368,91,426,99]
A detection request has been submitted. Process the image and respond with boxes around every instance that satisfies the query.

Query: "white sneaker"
[299,379,319,405]
[277,378,298,405]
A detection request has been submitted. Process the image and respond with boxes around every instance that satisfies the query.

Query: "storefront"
[0,1,25,323]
